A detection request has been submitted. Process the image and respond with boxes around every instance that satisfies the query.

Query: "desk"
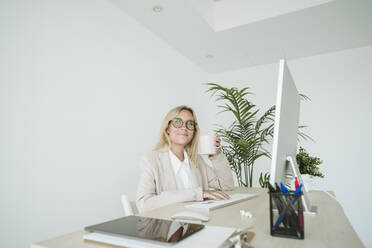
[31,188,363,248]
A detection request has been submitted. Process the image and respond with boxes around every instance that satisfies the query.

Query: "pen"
[294,184,303,195]
[273,195,289,229]
[269,185,289,229]
[268,183,276,193]
[280,182,289,194]
[275,183,281,192]
[273,191,293,229]
[295,177,299,189]
[280,196,301,238]
[298,202,304,230]
[294,184,304,233]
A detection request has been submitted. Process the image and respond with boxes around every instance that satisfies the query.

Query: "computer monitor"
[269,59,317,215]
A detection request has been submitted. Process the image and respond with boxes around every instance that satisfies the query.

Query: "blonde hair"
[154,105,200,165]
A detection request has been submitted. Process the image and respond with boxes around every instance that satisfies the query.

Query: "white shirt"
[169,149,197,190]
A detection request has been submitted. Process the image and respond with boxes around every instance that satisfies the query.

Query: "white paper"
[84,225,236,248]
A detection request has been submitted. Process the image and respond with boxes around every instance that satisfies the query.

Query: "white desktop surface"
[31,187,363,248]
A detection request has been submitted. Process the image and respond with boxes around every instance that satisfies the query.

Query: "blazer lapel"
[158,147,178,190]
[189,159,202,187]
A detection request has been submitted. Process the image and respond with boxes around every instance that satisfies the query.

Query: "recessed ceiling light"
[152,6,163,13]
[205,54,214,59]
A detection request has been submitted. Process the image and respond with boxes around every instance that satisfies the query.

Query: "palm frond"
[299,93,311,101]
[298,125,314,142]
[255,105,275,131]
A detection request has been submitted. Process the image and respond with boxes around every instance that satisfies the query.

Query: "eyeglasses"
[169,118,197,131]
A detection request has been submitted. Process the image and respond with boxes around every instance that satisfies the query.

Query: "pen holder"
[269,191,304,239]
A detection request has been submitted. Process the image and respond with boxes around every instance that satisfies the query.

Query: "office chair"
[121,194,137,216]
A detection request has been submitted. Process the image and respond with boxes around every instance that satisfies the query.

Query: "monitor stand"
[286,156,317,216]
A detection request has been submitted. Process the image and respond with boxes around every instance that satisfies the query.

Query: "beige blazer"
[136,146,234,213]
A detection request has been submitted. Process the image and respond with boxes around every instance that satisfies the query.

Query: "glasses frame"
[169,118,197,131]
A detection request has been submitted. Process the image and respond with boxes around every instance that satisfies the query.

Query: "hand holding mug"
[214,134,221,154]
[198,134,222,155]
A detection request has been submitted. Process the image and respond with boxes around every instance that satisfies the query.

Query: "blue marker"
[280,182,289,194]
[294,184,303,195]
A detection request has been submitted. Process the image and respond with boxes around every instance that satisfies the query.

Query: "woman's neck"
[170,144,185,162]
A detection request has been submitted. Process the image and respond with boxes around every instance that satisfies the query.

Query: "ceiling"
[110,0,372,73]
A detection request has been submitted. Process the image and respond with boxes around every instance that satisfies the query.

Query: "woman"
[136,105,234,213]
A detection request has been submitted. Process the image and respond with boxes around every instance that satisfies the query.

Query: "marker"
[280,182,289,194]
[268,183,276,193]
[275,183,281,192]
[295,177,299,189]
[294,184,303,196]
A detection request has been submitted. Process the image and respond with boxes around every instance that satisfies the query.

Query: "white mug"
[198,135,217,155]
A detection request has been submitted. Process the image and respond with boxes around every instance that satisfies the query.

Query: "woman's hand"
[202,190,230,200]
[214,134,221,154]
[208,134,222,158]
[215,134,221,154]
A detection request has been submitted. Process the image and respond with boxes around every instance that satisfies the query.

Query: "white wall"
[206,45,372,247]
[0,0,208,247]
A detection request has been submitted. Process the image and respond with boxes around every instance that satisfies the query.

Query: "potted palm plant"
[205,83,275,187]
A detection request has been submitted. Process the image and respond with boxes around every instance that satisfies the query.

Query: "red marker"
[298,212,304,230]
[295,177,299,189]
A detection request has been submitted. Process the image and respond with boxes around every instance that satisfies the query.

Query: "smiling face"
[166,109,195,148]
